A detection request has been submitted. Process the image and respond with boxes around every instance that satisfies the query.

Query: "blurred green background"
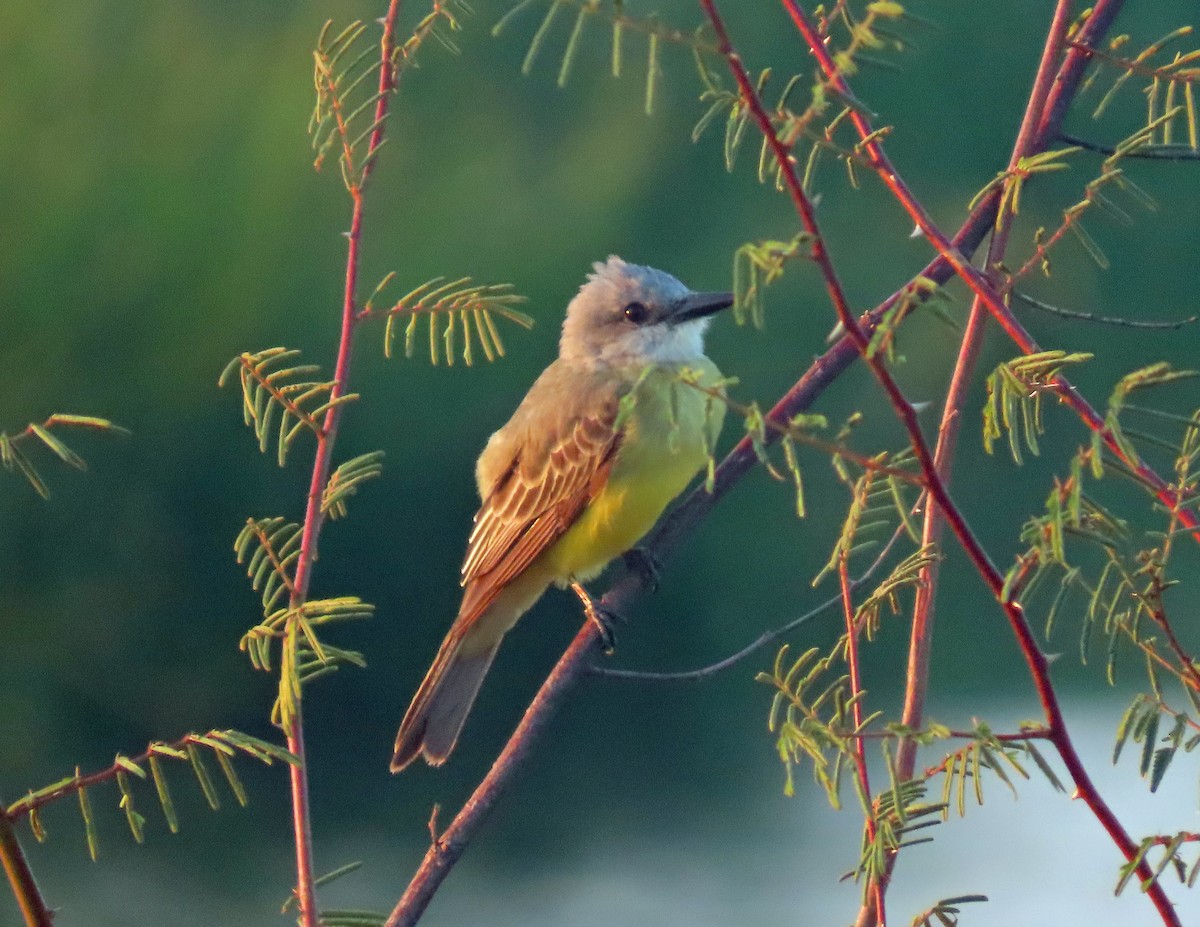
[2,1,1199,924]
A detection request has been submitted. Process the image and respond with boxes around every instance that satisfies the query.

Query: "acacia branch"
[385,73,1008,927]
[3,731,273,821]
[782,0,1200,551]
[839,554,883,922]
[0,813,50,927]
[775,2,1179,924]
[285,3,405,924]
[385,3,1157,918]
[881,4,1075,922]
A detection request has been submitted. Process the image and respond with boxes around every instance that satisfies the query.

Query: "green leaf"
[149,755,179,834]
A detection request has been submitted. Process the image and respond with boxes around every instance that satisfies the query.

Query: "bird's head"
[558,256,733,369]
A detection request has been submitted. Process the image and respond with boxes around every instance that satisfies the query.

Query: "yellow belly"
[541,362,724,585]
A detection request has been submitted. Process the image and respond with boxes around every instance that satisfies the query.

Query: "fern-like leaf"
[309,9,468,189]
[240,597,374,728]
[363,274,533,366]
[731,233,810,327]
[0,414,127,498]
[857,774,944,891]
[854,545,939,639]
[323,451,385,519]
[5,730,296,856]
[234,517,302,615]
[219,348,356,466]
[982,351,1093,464]
[495,0,714,115]
[909,894,989,927]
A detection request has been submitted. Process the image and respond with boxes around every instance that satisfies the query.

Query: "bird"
[390,256,732,772]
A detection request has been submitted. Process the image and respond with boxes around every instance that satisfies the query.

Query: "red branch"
[285,3,403,924]
[886,3,1075,923]
[781,0,1200,548]
[0,814,50,927]
[384,3,1178,922]
[382,191,1004,923]
[838,557,883,923]
[756,2,1180,925]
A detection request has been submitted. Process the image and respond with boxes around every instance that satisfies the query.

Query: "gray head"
[558,256,733,369]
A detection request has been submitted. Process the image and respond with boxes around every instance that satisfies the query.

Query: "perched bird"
[391,256,732,772]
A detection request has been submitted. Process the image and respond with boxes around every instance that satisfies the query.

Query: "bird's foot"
[571,582,623,655]
[623,546,663,593]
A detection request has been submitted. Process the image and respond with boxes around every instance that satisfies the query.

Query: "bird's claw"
[589,604,621,654]
[571,582,623,655]
[623,546,663,593]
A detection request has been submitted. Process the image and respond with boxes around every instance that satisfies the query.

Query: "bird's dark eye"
[623,301,649,324]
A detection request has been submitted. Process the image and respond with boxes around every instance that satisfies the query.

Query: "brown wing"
[457,403,621,620]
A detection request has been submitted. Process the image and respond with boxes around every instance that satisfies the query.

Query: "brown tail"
[390,629,500,772]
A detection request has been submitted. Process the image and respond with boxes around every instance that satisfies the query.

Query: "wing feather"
[459,393,622,617]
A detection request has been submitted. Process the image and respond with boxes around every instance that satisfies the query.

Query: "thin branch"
[386,6,1127,917]
[882,5,1074,920]
[0,812,51,927]
[1060,132,1200,160]
[285,4,405,924]
[385,616,602,927]
[682,379,924,486]
[783,0,1200,555]
[1015,290,1200,329]
[386,43,1020,927]
[1068,39,1200,84]
[778,3,1180,925]
[590,525,904,683]
[3,730,290,822]
[839,552,883,922]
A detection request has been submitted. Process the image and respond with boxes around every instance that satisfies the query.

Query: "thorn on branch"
[427,803,441,844]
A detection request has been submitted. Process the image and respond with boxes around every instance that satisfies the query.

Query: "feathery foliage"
[310,7,469,190]
[762,643,863,803]
[1117,832,1200,896]
[235,517,304,614]
[930,725,1063,820]
[990,358,1200,817]
[908,895,989,927]
[360,273,533,366]
[323,451,385,520]
[814,446,921,586]
[692,1,919,190]
[493,0,717,114]
[1085,23,1200,151]
[1094,362,1199,467]
[852,545,938,640]
[862,276,955,362]
[0,415,127,498]
[856,776,944,891]
[219,348,358,467]
[982,350,1093,464]
[234,517,374,728]
[6,730,295,858]
[1113,695,1200,795]
[731,233,810,328]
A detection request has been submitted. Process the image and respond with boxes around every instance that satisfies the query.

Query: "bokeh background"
[2,1,1199,925]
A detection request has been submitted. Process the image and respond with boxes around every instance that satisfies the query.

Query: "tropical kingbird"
[391,256,732,772]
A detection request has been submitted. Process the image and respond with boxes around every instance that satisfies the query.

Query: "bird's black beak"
[668,291,735,325]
